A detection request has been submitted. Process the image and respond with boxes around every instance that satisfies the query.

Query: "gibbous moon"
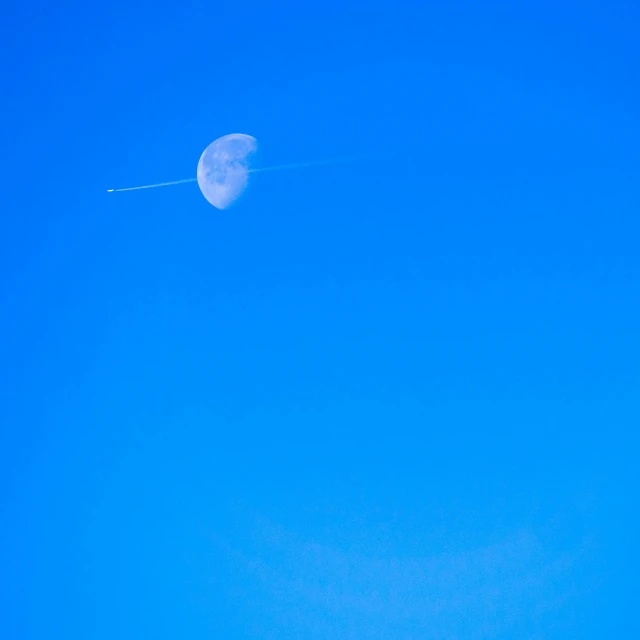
[196,133,257,209]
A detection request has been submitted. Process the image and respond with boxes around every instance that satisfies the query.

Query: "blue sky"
[1,1,638,637]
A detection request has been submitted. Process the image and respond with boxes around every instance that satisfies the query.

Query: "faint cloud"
[219,520,591,640]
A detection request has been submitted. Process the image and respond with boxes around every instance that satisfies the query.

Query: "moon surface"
[196,133,257,209]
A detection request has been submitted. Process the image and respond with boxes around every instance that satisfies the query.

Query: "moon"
[196,133,257,209]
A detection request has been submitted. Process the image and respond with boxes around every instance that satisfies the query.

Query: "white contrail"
[248,157,356,174]
[107,156,365,193]
[107,178,196,193]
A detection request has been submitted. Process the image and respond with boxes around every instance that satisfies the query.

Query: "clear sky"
[1,1,638,638]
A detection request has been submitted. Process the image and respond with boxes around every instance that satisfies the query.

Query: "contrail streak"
[107,178,196,193]
[106,156,365,193]
[248,157,357,174]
